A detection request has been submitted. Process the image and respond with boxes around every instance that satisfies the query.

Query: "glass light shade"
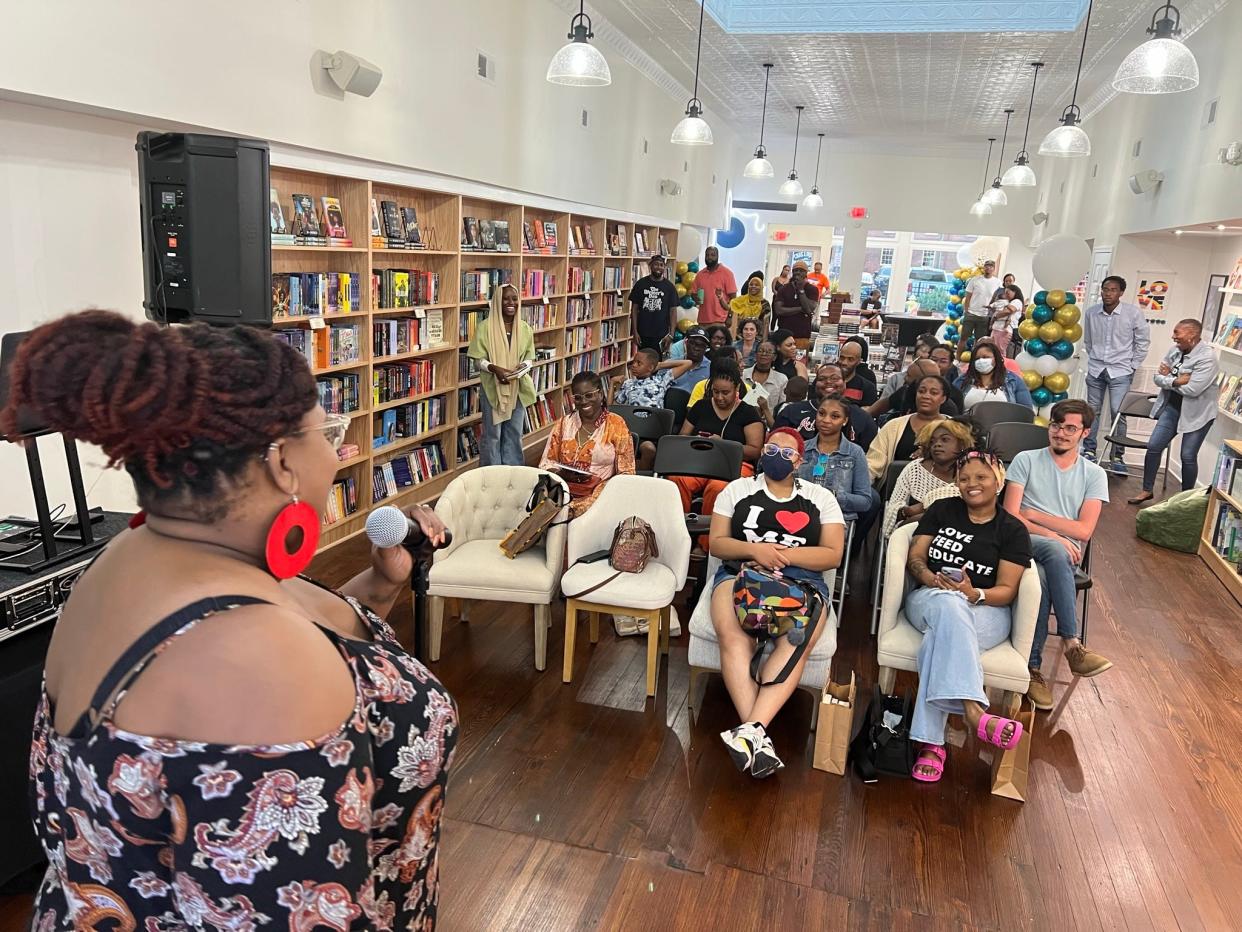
[671,113,713,146]
[1001,161,1037,187]
[969,198,993,218]
[778,173,803,198]
[743,154,774,179]
[802,187,823,209]
[1113,38,1199,94]
[982,184,1007,207]
[546,39,612,86]
[1039,123,1091,158]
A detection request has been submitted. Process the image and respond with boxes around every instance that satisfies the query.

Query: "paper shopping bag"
[990,699,1034,802]
[812,671,856,776]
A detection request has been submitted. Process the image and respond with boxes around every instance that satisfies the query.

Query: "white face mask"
[973,358,995,375]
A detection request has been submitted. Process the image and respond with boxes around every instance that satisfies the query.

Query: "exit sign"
[850,207,868,219]
[773,230,789,241]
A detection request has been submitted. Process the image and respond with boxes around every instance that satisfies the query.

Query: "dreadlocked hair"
[1,310,317,517]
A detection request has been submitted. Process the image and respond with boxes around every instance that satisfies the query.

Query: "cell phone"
[577,549,611,564]
[940,567,964,583]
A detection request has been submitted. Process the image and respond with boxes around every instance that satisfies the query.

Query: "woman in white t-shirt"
[986,284,1024,355]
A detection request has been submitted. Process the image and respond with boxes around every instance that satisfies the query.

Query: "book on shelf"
[324,475,359,526]
[457,424,482,464]
[543,221,558,251]
[317,372,361,415]
[522,221,535,252]
[380,200,406,247]
[457,384,481,419]
[270,188,295,245]
[290,194,326,244]
[1227,257,1242,291]
[319,196,351,244]
[372,396,448,449]
[369,197,384,247]
[313,323,362,370]
[337,443,361,462]
[571,224,585,252]
[1213,446,1242,500]
[374,359,436,402]
[1215,314,1242,350]
[583,225,596,253]
[658,233,670,256]
[463,217,482,250]
[523,397,556,434]
[461,268,513,302]
[479,219,497,251]
[1219,373,1242,418]
[401,207,422,247]
[372,268,441,308]
[494,220,511,252]
[272,272,359,318]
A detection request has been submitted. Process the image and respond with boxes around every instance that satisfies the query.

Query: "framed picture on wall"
[1203,273,1228,339]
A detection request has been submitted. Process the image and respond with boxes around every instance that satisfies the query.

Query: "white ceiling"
[579,0,1231,155]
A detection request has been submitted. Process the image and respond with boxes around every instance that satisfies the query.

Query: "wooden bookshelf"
[1200,438,1242,606]
[270,165,678,551]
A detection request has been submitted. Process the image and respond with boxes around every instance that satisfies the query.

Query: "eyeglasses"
[762,443,798,461]
[571,390,603,404]
[1048,422,1083,435]
[281,413,351,451]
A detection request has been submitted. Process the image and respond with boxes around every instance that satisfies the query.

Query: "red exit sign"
[850,206,868,219]
[772,230,789,241]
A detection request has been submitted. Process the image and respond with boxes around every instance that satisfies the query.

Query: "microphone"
[365,505,452,550]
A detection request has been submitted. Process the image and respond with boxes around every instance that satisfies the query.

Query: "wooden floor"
[4,471,1242,931]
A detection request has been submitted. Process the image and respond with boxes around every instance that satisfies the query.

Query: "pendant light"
[982,109,1013,207]
[778,106,805,198]
[743,63,776,178]
[671,1,713,145]
[1113,2,1199,94]
[969,138,996,217]
[546,0,612,86]
[1001,62,1043,187]
[1040,0,1093,157]
[802,133,825,209]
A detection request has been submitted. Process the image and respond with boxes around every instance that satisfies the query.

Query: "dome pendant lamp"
[546,0,612,86]
[743,63,776,178]
[1040,0,1094,157]
[671,0,713,145]
[982,109,1013,207]
[802,133,825,209]
[1002,62,1043,187]
[778,106,805,198]
[1113,2,1199,94]
[969,137,996,217]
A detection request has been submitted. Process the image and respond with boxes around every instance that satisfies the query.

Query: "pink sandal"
[912,744,946,783]
[977,713,1023,750]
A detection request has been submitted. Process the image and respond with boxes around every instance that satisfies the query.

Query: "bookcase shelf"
[269,163,677,553]
[1201,438,1242,606]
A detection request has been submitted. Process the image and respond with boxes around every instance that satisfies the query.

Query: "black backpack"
[850,685,915,782]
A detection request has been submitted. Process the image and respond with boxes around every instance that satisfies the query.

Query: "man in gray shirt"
[1081,275,1151,473]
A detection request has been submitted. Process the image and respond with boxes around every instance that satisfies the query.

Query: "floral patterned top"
[28,587,456,931]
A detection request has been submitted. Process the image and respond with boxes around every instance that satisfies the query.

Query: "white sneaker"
[612,615,641,637]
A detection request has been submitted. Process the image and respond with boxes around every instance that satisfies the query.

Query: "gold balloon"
[1033,416,1049,428]
[1043,371,1070,394]
[676,262,689,276]
[1024,303,1038,319]
[959,351,971,363]
[1046,289,1067,309]
[681,273,696,288]
[675,284,687,299]
[1063,322,1083,343]
[1038,321,1064,343]
[949,294,961,304]
[1022,369,1044,390]
[1018,319,1041,341]
[1054,304,1081,327]
[677,318,696,333]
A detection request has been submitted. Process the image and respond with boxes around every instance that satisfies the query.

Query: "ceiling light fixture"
[970,137,996,217]
[802,133,825,208]
[743,63,775,178]
[1002,62,1044,187]
[1114,2,1199,94]
[778,105,805,198]
[1040,0,1094,158]
[1174,229,1184,235]
[546,0,612,86]
[982,109,1013,207]
[671,1,713,145]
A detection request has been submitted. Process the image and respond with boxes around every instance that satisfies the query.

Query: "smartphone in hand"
[940,567,964,583]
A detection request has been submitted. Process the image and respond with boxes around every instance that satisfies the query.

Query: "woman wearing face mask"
[882,418,975,538]
[709,427,846,778]
[901,451,1032,783]
[866,374,951,481]
[470,283,536,465]
[540,371,635,518]
[953,338,1033,411]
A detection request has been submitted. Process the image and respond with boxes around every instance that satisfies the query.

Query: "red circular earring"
[264,496,320,579]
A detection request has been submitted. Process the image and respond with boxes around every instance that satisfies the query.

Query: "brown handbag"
[499,474,567,559]
[563,517,659,599]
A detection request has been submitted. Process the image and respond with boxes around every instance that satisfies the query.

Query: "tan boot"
[1066,644,1112,678]
[1027,668,1053,711]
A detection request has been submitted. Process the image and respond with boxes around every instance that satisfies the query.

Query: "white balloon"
[1033,234,1091,290]
[970,236,1003,266]
[680,226,704,261]
[1056,354,1081,374]
[1035,354,1060,377]
[1016,351,1037,371]
[956,243,975,268]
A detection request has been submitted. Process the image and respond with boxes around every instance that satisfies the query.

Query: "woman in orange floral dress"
[540,371,635,518]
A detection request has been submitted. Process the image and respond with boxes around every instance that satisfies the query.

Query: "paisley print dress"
[28,590,456,930]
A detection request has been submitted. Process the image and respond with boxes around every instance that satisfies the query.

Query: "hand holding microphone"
[365,505,452,586]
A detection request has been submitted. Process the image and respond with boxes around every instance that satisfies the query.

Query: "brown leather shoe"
[1066,644,1113,678]
[1027,668,1054,711]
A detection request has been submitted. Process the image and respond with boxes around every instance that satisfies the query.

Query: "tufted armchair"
[427,466,569,671]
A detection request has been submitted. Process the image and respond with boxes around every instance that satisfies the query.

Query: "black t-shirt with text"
[913,496,1031,590]
[686,398,763,445]
[628,275,679,340]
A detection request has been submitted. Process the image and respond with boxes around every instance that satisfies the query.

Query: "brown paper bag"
[812,671,855,776]
[990,699,1034,801]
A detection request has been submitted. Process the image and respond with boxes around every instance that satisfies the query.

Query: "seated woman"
[540,371,635,518]
[731,277,771,346]
[709,427,846,778]
[953,338,1034,411]
[734,317,763,367]
[866,373,951,481]
[903,450,1032,782]
[882,418,975,539]
[768,327,809,381]
[798,394,880,541]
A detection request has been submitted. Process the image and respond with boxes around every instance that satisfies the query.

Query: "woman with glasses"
[6,311,453,929]
[882,418,975,539]
[901,450,1031,783]
[469,282,536,465]
[540,370,635,519]
[709,427,845,778]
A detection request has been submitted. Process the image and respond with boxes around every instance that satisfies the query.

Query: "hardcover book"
[543,221,558,251]
[463,217,481,250]
[479,219,497,251]
[369,198,383,238]
[573,225,585,251]
[320,196,348,239]
[582,225,595,252]
[522,221,535,251]
[494,220,511,252]
[290,194,322,237]
[380,200,405,243]
[270,188,288,234]
[401,207,422,246]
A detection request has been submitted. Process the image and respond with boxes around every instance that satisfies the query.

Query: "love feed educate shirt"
[913,497,1031,590]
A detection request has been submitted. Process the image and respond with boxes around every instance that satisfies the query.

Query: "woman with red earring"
[4,311,453,930]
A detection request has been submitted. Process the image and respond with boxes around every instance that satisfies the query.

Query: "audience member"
[868,359,963,421]
[689,346,751,406]
[812,363,878,450]
[1082,275,1151,473]
[958,259,1002,357]
[694,246,738,327]
[710,427,845,778]
[882,418,974,539]
[1129,318,1219,505]
[879,334,937,399]
[541,371,635,519]
[470,282,535,466]
[929,343,958,384]
[666,326,711,392]
[953,338,1033,410]
[867,374,951,480]
[772,264,792,298]
[769,328,809,380]
[773,261,819,342]
[743,341,788,416]
[734,317,763,366]
[904,451,1032,782]
[987,284,1024,355]
[843,336,879,383]
[807,261,831,295]
[799,395,881,540]
[861,289,884,312]
[613,347,685,408]
[730,276,770,340]
[628,253,679,352]
[773,377,816,439]
[838,341,878,406]
[1002,399,1111,710]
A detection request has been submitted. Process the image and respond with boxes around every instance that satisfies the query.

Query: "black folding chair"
[663,387,691,433]
[970,400,1035,443]
[988,422,1049,464]
[611,404,675,441]
[1101,391,1168,491]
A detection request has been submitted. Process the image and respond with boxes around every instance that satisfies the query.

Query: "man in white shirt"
[1081,275,1151,473]
[957,259,1002,358]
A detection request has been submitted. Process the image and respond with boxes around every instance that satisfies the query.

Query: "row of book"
[1219,374,1242,419]
[372,441,447,503]
[374,360,435,405]
[522,220,560,254]
[567,297,594,325]
[372,397,447,450]
[457,424,482,464]
[274,325,361,370]
[603,266,624,291]
[522,269,557,298]
[372,269,441,308]
[599,343,626,369]
[372,199,425,249]
[324,476,360,526]
[457,350,483,381]
[317,374,362,415]
[273,273,359,318]
[522,304,558,329]
[566,351,599,379]
[1212,447,1242,501]
[567,267,595,293]
[462,268,513,302]
[600,320,619,346]
[271,191,351,246]
[1214,314,1242,350]
[1208,502,1242,571]
[463,217,513,252]
[523,397,557,434]
[373,316,445,357]
[601,292,620,318]
[531,360,558,394]
[458,384,481,419]
[566,324,594,355]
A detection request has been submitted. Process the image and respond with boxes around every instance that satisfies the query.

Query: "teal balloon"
[946,308,962,320]
[1025,338,1048,356]
[687,261,700,273]
[1032,304,1055,324]
[1031,386,1053,407]
[1050,339,1074,360]
[680,295,695,308]
[1051,391,1069,403]
[1062,292,1076,305]
[1034,290,1049,305]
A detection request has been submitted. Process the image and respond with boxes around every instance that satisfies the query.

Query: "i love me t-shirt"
[913,497,1031,590]
[714,474,844,549]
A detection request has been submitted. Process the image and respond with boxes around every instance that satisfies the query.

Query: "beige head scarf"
[486,283,523,419]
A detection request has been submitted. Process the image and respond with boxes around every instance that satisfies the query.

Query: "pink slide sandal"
[977,713,1023,750]
[912,745,946,782]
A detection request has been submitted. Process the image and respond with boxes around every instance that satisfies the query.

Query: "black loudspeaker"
[137,132,272,327]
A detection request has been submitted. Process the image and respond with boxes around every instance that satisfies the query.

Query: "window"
[880,248,894,265]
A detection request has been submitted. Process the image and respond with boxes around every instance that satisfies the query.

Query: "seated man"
[1002,399,1112,710]
[837,340,878,406]
[773,376,816,440]
[664,326,711,392]
[813,363,878,451]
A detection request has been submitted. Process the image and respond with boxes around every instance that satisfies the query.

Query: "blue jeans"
[1029,535,1080,668]
[1142,404,1213,492]
[480,389,526,466]
[1083,371,1132,458]
[904,587,1013,745]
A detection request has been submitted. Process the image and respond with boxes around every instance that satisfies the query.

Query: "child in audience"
[613,347,688,408]
[772,376,817,440]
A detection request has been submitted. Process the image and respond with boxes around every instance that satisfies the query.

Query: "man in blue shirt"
[665,326,711,392]
[1081,275,1151,473]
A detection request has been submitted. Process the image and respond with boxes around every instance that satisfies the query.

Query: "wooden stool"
[563,598,671,698]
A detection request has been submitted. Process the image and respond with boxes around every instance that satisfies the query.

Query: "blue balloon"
[1062,292,1076,305]
[687,261,700,273]
[1051,391,1069,403]
[1050,339,1074,360]
[680,295,695,309]
[1025,338,1048,357]
[1031,386,1053,407]
[1034,290,1049,305]
[715,216,745,249]
[1032,304,1055,324]
[946,308,962,320]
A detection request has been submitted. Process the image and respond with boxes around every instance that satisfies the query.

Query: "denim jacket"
[952,369,1034,408]
[796,436,871,519]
